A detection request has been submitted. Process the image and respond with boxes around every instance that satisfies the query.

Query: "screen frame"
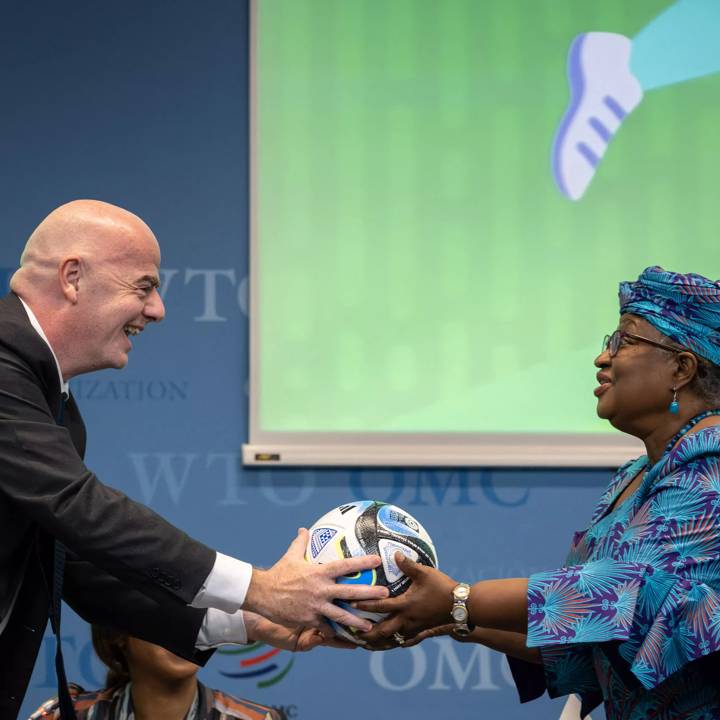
[244,0,644,468]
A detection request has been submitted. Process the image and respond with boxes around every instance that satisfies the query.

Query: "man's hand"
[243,528,388,632]
[356,552,457,650]
[243,612,358,652]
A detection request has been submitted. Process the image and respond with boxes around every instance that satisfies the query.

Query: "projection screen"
[244,0,720,466]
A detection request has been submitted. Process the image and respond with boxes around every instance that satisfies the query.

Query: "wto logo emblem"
[218,642,295,688]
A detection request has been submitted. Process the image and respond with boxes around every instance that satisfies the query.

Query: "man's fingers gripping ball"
[304,500,438,646]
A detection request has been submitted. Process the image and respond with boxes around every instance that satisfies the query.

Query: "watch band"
[451,582,473,637]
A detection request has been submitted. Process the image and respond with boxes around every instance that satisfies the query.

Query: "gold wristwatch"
[451,582,472,637]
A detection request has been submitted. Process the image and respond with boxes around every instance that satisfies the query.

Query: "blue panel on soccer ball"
[377,505,421,538]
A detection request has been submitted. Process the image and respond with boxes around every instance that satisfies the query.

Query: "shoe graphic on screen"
[552,32,644,201]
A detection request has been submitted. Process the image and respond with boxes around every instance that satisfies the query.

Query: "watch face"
[451,606,468,622]
[454,585,470,600]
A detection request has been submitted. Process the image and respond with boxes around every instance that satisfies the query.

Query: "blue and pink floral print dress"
[511,426,720,719]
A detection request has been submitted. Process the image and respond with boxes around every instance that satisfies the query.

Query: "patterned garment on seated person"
[29,681,285,720]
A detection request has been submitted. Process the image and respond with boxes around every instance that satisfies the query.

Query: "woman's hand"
[356,552,458,649]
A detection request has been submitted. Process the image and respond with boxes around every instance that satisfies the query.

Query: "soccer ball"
[305,500,438,644]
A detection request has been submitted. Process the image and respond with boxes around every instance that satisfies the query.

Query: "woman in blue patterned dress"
[359,267,720,719]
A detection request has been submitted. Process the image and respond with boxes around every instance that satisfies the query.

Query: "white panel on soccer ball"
[378,538,418,583]
[307,524,347,563]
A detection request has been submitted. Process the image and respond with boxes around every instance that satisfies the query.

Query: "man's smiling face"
[75,227,165,373]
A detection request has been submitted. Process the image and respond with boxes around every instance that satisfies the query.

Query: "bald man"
[0,200,385,718]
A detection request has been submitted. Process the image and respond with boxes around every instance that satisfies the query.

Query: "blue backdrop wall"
[0,2,611,718]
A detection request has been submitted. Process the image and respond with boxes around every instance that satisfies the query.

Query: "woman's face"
[594,314,680,433]
[124,637,199,684]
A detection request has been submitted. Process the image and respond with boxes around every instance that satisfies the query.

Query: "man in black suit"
[0,200,386,717]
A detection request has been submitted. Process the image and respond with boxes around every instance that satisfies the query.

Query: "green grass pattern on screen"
[257,0,720,434]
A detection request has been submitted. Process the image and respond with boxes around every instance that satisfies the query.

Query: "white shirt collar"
[17,297,70,398]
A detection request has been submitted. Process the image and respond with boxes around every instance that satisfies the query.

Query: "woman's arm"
[468,578,529,633]
[465,628,541,664]
[358,553,529,646]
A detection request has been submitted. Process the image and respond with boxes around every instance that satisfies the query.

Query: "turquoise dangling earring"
[669,387,679,414]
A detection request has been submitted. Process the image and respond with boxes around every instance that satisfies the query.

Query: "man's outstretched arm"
[193,528,388,632]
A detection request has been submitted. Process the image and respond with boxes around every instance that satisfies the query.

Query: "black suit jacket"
[0,293,217,717]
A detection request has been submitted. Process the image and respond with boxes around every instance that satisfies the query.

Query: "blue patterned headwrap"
[619,266,720,366]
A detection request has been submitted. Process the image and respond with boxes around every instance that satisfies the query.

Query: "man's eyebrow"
[135,274,160,288]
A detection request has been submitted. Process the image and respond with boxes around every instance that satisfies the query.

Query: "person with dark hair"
[358,267,720,719]
[30,624,290,720]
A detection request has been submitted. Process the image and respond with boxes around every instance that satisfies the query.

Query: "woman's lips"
[594,382,611,397]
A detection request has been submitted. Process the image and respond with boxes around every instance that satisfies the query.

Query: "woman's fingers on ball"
[394,551,421,576]
[354,595,403,613]
[353,600,389,614]
[359,616,403,644]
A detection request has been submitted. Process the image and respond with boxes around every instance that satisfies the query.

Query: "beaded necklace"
[660,408,720,458]
[624,409,720,508]
[608,410,720,518]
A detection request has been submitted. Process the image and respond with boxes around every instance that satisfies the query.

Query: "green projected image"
[255,0,720,436]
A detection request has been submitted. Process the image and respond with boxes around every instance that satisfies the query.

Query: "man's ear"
[59,258,81,303]
[674,351,699,391]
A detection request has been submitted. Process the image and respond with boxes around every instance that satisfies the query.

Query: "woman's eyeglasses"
[601,330,685,358]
